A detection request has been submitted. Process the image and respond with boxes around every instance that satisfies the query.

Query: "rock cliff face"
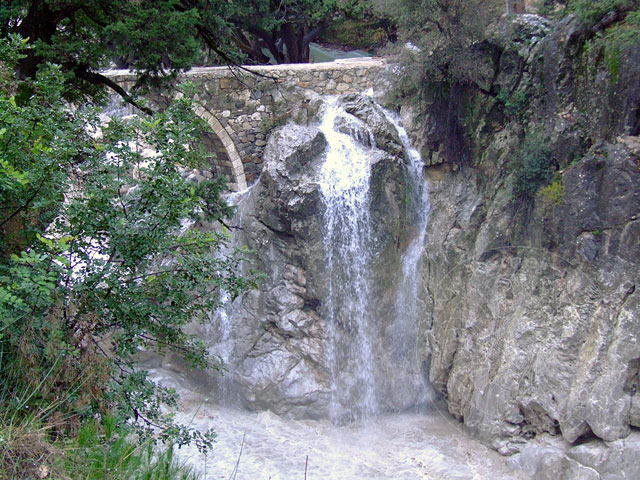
[402,12,640,478]
[423,138,640,450]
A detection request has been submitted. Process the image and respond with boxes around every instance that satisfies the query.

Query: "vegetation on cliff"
[380,0,639,195]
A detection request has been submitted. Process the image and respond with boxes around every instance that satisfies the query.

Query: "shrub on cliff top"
[373,0,502,100]
[569,0,638,24]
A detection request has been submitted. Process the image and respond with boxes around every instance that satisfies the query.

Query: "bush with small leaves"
[513,134,553,199]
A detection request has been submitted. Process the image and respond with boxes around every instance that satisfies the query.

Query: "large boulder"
[208,94,420,420]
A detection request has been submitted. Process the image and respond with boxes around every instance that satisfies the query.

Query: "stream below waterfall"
[161,391,528,480]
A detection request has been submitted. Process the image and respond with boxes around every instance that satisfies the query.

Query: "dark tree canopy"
[0,0,240,106]
[224,0,365,64]
[0,0,371,108]
[374,0,503,92]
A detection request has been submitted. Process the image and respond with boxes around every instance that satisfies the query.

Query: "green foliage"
[0,37,256,453]
[62,417,200,480]
[536,0,640,83]
[375,0,502,105]
[538,175,565,207]
[0,407,199,480]
[513,134,553,199]
[534,1,568,17]
[223,0,370,63]
[602,9,640,80]
[0,0,374,112]
[497,87,529,120]
[321,17,388,51]
[0,1,241,103]
[572,3,640,82]
[320,1,394,51]
[568,0,637,24]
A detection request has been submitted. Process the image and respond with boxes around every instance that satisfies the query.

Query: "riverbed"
[170,392,529,480]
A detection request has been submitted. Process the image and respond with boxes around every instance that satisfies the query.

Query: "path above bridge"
[107,58,389,191]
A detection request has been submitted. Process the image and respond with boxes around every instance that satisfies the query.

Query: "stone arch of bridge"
[195,107,247,191]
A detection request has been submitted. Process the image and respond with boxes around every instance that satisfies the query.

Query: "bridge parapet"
[106,58,388,191]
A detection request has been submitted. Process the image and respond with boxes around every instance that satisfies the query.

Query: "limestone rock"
[422,138,640,451]
[402,14,640,470]
[194,94,417,419]
[337,94,404,157]
[513,432,640,480]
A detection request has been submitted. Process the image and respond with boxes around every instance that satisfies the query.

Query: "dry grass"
[0,418,61,480]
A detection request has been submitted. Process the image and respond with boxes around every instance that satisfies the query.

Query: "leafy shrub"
[513,134,553,199]
[538,175,565,207]
[603,9,640,79]
[374,0,501,101]
[0,409,199,480]
[569,0,637,24]
[535,1,569,17]
[321,17,391,51]
[0,36,256,456]
[61,417,200,480]
[497,88,529,120]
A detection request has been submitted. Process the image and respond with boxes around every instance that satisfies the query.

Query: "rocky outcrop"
[229,124,330,419]
[206,94,416,419]
[400,11,640,479]
[423,138,640,452]
[513,431,640,480]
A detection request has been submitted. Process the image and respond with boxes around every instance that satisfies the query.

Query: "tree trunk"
[16,0,60,79]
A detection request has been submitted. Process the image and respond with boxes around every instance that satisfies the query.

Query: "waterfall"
[318,99,430,422]
[319,100,378,421]
[385,111,432,408]
[212,291,235,401]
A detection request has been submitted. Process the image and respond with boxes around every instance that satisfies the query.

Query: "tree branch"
[74,66,155,116]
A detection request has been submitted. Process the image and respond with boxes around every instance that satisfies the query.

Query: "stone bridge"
[107,58,388,191]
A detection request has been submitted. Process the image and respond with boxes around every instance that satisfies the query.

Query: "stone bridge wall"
[106,58,388,191]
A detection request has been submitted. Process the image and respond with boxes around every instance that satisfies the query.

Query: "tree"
[0,0,244,109]
[0,36,256,450]
[372,0,503,166]
[220,0,363,64]
[0,0,369,113]
[374,0,502,94]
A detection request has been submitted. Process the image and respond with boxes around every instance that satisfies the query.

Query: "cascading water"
[383,110,433,408]
[154,94,527,479]
[318,100,379,421]
[318,99,431,421]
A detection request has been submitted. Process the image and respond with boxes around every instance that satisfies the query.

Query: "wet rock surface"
[200,94,416,420]
[512,431,640,480]
[230,124,330,419]
[403,12,640,480]
[423,139,640,450]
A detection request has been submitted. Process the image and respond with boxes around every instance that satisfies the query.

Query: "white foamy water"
[385,109,433,408]
[319,100,378,420]
[171,394,527,480]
